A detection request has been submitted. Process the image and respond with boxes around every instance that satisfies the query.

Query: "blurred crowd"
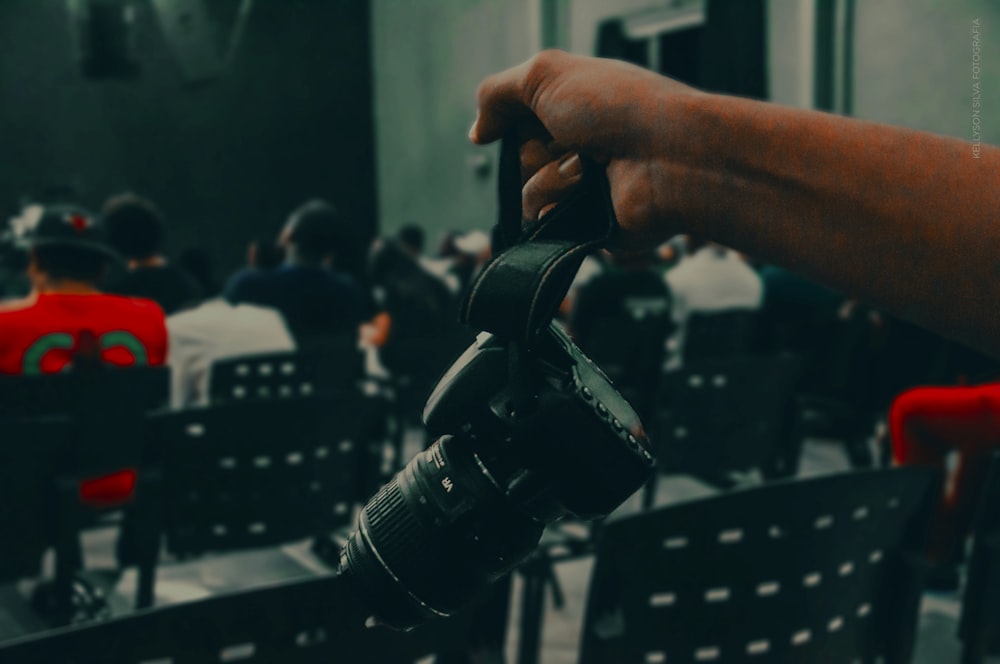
[1,191,997,596]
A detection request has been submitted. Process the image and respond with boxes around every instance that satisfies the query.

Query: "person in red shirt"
[2,204,169,536]
[0,206,167,375]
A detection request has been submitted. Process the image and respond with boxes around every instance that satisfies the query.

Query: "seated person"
[0,206,167,375]
[569,249,673,418]
[0,205,167,554]
[101,192,203,314]
[890,382,1000,590]
[369,238,466,393]
[224,200,369,348]
[397,223,461,294]
[664,237,763,366]
[167,298,296,409]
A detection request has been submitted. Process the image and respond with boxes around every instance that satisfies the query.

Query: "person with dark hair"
[247,238,283,270]
[101,192,203,314]
[219,238,283,298]
[0,206,166,374]
[396,224,425,257]
[396,224,462,294]
[224,199,369,347]
[369,237,464,380]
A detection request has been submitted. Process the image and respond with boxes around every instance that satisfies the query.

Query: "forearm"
[667,92,1000,355]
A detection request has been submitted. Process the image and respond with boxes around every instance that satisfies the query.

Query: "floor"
[0,435,980,663]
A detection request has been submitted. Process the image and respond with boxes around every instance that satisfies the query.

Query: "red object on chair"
[79,468,137,507]
[890,382,1000,563]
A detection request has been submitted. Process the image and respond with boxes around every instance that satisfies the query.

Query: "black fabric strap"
[461,134,619,346]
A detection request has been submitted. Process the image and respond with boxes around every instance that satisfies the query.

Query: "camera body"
[340,324,654,629]
[424,325,654,520]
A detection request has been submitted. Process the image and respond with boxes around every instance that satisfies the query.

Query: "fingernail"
[558,153,582,178]
[468,113,479,142]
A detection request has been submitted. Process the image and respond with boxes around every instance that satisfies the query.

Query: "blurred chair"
[644,353,802,502]
[959,453,1000,663]
[0,367,168,623]
[0,365,168,417]
[581,467,939,664]
[682,309,761,363]
[787,308,885,470]
[0,418,68,584]
[210,349,391,501]
[208,348,362,405]
[572,285,675,422]
[150,397,361,560]
[0,572,477,663]
[380,336,468,429]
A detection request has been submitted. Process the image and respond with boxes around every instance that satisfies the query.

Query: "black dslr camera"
[339,142,655,630]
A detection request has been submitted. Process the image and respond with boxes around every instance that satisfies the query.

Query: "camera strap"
[460,134,619,347]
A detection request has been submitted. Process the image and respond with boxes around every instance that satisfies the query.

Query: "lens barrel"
[339,434,545,630]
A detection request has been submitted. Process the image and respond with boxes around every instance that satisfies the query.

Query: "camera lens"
[339,433,545,630]
[339,326,654,630]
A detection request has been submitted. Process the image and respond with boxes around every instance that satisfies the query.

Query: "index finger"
[470,57,540,145]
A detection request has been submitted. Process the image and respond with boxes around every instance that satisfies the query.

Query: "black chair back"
[0,367,168,609]
[0,418,69,582]
[683,309,761,362]
[581,467,939,664]
[959,453,1000,662]
[209,349,362,405]
[649,353,802,482]
[0,365,169,418]
[0,572,476,663]
[151,397,361,557]
[574,278,674,421]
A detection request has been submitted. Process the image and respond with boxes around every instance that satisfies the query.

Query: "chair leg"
[960,642,984,664]
[136,561,156,609]
[516,562,548,664]
[642,474,658,510]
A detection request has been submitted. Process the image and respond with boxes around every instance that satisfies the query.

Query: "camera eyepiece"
[339,326,654,630]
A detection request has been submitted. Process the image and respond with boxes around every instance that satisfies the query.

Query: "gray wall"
[371,0,538,242]
[0,0,376,277]
[767,0,814,109]
[853,0,1000,146]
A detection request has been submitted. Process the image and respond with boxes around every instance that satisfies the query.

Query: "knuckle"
[523,49,565,102]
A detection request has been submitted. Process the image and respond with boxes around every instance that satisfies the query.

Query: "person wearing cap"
[0,206,167,375]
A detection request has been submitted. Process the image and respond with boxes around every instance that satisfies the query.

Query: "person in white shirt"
[167,298,296,409]
[664,237,763,366]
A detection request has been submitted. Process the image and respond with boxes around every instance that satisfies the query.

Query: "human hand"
[470,50,704,253]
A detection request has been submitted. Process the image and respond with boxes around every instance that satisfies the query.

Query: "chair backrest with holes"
[208,349,362,405]
[651,354,802,478]
[683,310,762,362]
[959,453,1000,659]
[0,572,476,663]
[580,467,939,664]
[151,397,361,556]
